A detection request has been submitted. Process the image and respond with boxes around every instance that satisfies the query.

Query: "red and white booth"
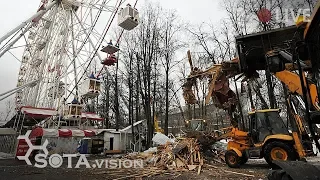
[16,127,102,157]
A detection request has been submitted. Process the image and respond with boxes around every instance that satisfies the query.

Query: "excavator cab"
[248,109,289,144]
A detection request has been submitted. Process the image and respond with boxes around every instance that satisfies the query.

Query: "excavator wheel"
[264,141,296,168]
[225,150,241,168]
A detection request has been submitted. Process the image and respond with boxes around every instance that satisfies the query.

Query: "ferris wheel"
[0,0,139,128]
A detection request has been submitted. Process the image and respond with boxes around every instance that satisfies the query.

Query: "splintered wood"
[153,138,204,175]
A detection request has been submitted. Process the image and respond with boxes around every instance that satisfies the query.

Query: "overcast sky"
[0,0,226,115]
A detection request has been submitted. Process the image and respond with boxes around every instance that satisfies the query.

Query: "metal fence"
[0,129,17,157]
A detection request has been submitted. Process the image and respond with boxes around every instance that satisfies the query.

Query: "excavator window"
[249,111,289,144]
[255,112,271,143]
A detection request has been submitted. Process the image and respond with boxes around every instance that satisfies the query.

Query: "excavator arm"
[182,58,240,127]
[274,70,320,111]
[182,59,240,109]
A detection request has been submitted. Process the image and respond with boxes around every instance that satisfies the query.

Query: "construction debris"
[182,61,239,110]
[124,133,229,175]
[211,140,228,162]
[144,147,158,153]
[147,138,205,174]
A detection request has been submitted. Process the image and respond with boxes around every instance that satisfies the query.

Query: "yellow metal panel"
[255,134,293,147]
[229,147,243,157]
[292,132,306,158]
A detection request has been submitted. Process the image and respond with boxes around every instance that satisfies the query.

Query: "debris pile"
[152,138,204,174]
[184,131,228,164]
[207,140,228,163]
[124,133,229,175]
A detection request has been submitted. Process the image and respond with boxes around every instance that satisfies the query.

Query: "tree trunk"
[105,75,110,128]
[250,81,269,109]
[153,60,157,134]
[165,64,169,135]
[129,52,134,149]
[282,82,291,128]
[265,70,277,109]
[135,61,140,150]
[234,79,244,130]
[247,83,255,111]
[115,53,120,131]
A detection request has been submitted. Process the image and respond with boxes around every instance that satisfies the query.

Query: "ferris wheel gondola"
[118,3,139,30]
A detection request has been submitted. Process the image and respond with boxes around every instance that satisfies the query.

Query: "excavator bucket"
[211,73,237,109]
[236,26,299,76]
[182,60,240,108]
[182,78,197,104]
[268,160,320,180]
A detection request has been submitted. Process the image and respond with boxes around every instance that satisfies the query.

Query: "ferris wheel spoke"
[65,50,89,77]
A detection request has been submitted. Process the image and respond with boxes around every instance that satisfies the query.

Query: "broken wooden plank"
[188,165,198,171]
[190,152,194,165]
[113,173,141,180]
[176,154,188,165]
[224,170,255,177]
[197,165,202,175]
[205,164,218,169]
[175,158,185,168]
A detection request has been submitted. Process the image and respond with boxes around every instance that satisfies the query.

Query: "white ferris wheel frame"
[0,0,129,111]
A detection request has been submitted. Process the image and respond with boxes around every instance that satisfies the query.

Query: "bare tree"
[0,99,15,123]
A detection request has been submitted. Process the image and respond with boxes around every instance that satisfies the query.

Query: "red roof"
[30,127,98,137]
[20,106,103,121]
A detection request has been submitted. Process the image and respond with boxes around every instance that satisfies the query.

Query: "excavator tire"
[264,141,296,168]
[225,150,241,168]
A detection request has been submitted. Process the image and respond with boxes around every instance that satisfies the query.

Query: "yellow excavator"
[183,1,320,178]
[227,2,320,179]
[154,115,164,133]
[224,61,318,167]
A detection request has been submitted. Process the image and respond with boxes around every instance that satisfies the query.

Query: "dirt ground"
[89,159,269,180]
[0,157,270,180]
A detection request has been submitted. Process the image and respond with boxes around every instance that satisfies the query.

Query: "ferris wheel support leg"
[0,1,57,45]
[0,24,33,59]
[0,79,39,98]
[73,11,104,61]
[19,113,26,134]
[0,91,18,102]
[13,112,21,130]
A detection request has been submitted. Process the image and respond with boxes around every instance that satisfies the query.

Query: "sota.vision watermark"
[16,131,143,169]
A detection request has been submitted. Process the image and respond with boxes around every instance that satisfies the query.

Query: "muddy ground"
[0,157,270,180]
